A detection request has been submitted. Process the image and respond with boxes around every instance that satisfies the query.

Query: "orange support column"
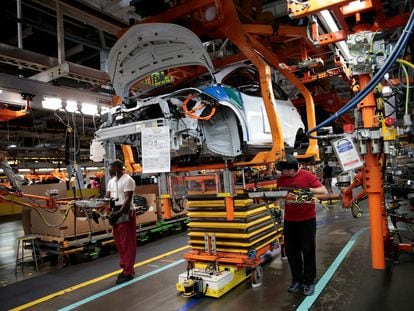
[359,74,386,269]
[364,153,385,269]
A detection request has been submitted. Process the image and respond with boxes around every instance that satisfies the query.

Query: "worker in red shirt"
[276,154,327,296]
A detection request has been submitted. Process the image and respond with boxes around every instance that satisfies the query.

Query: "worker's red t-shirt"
[277,169,323,222]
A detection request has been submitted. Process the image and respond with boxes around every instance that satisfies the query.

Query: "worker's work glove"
[109,211,121,226]
[287,188,313,202]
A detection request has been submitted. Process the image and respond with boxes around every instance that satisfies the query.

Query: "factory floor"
[1,200,414,311]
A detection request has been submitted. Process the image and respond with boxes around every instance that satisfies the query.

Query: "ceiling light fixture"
[317,10,352,61]
[42,97,62,110]
[66,100,78,113]
[81,102,98,115]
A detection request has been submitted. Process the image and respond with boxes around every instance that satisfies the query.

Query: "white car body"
[94,23,304,165]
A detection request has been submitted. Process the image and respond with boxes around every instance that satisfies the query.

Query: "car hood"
[108,23,215,99]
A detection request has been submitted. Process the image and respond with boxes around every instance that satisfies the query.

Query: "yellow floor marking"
[10,245,190,311]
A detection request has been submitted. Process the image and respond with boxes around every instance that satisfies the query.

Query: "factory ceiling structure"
[0,0,411,168]
[1,2,414,308]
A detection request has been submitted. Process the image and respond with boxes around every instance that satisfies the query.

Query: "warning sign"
[331,137,364,171]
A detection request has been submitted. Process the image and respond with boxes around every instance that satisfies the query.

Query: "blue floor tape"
[177,297,203,311]
[297,227,368,311]
[58,259,185,311]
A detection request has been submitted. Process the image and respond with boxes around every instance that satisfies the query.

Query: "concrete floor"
[1,200,414,311]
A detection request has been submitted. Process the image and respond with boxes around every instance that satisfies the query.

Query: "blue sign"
[337,140,353,153]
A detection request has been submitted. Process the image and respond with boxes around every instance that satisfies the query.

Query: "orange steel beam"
[310,14,347,45]
[0,109,28,122]
[299,67,349,84]
[241,24,273,35]
[0,99,30,122]
[247,36,319,160]
[315,30,347,46]
[276,25,308,38]
[218,0,285,164]
[268,45,324,63]
[288,0,352,19]
[330,0,408,33]
[273,26,326,55]
[340,0,373,16]
[359,74,385,270]
[300,37,308,60]
[239,0,263,23]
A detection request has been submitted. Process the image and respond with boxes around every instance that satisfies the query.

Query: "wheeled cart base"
[176,262,250,298]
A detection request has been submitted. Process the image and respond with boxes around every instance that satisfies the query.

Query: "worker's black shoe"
[303,284,315,296]
[116,273,134,285]
[287,282,303,293]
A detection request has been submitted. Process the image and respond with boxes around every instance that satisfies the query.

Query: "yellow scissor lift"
[175,171,283,298]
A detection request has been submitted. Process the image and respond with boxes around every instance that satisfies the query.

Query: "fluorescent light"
[81,103,98,115]
[42,97,62,110]
[8,144,17,148]
[38,168,52,172]
[66,100,78,113]
[347,0,366,10]
[319,10,339,31]
[0,89,3,94]
[317,10,352,61]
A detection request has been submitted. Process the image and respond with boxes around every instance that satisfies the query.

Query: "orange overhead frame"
[274,26,325,56]
[288,0,352,19]
[310,16,347,46]
[0,99,30,122]
[246,35,319,160]
[0,109,28,122]
[217,0,285,165]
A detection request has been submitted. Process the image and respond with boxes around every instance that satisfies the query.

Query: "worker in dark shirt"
[276,155,328,296]
[322,162,334,193]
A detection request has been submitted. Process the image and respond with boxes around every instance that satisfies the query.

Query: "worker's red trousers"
[113,211,137,276]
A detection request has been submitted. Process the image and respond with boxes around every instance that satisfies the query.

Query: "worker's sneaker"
[287,282,303,293]
[116,273,134,285]
[303,284,315,296]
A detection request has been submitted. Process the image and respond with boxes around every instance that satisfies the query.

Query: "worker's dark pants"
[283,218,316,285]
[113,210,137,276]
